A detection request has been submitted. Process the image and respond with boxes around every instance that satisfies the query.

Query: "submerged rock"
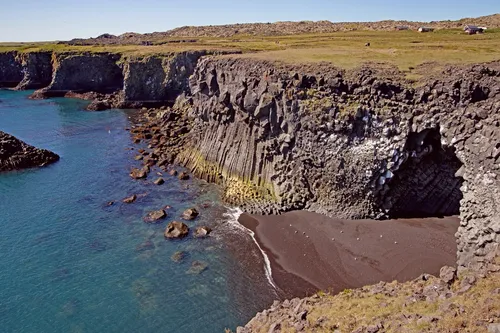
[182,208,199,220]
[194,226,212,238]
[136,240,155,252]
[0,131,59,172]
[171,251,187,263]
[186,260,208,275]
[164,221,189,239]
[143,210,167,223]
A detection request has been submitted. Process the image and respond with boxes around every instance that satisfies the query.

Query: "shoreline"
[239,211,459,298]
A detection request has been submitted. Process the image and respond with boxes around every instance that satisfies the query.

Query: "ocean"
[0,90,276,333]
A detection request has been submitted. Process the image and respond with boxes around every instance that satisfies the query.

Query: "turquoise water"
[0,90,276,333]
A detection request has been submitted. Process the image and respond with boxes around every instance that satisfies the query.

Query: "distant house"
[464,25,485,34]
[418,27,434,33]
[395,25,409,31]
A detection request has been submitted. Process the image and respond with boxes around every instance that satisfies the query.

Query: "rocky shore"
[0,131,59,172]
[1,47,499,331]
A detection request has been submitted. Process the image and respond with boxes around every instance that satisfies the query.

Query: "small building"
[464,25,485,34]
[418,27,434,33]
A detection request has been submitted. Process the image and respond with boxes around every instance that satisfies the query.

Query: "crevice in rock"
[383,127,464,219]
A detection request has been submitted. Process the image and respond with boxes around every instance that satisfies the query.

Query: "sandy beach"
[239,211,459,297]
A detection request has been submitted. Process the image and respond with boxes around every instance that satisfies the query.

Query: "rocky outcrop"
[14,51,53,90]
[0,52,23,87]
[0,131,59,172]
[32,53,123,98]
[123,51,206,104]
[164,221,189,239]
[141,57,499,272]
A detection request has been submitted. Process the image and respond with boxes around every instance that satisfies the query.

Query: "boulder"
[182,208,199,220]
[169,169,178,176]
[122,194,137,204]
[178,172,190,180]
[439,266,457,285]
[164,221,189,239]
[143,210,167,223]
[194,226,212,238]
[154,177,165,185]
[130,168,147,179]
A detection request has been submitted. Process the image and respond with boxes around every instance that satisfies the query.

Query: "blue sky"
[1,0,498,42]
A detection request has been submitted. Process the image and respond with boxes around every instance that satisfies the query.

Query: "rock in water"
[169,169,178,176]
[130,167,147,179]
[143,210,167,223]
[178,172,189,180]
[0,131,59,172]
[122,194,137,203]
[182,208,199,220]
[194,226,212,238]
[164,221,189,239]
[154,177,165,185]
[171,251,187,263]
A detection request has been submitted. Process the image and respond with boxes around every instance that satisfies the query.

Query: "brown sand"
[239,211,459,298]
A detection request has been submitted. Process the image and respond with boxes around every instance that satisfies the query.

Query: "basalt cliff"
[1,50,499,330]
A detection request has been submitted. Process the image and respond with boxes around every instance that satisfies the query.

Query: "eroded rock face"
[146,58,499,271]
[0,52,23,87]
[0,131,60,172]
[32,53,123,97]
[122,51,206,103]
[14,51,53,90]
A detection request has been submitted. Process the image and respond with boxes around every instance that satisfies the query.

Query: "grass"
[302,272,500,333]
[2,28,500,74]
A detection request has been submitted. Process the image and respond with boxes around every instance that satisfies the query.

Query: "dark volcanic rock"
[181,208,199,220]
[0,131,60,172]
[153,177,165,185]
[122,195,137,204]
[194,226,212,238]
[130,168,148,179]
[164,221,189,239]
[143,210,167,223]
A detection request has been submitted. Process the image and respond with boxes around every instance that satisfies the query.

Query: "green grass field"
[2,28,499,77]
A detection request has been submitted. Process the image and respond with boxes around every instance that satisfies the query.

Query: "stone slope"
[0,131,60,172]
[236,262,500,333]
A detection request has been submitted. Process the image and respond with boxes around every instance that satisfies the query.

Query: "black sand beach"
[239,211,459,297]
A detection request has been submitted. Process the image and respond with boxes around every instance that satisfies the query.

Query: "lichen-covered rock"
[0,131,59,172]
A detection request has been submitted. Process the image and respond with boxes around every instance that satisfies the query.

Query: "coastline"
[239,211,459,297]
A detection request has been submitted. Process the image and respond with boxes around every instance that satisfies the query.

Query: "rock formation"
[0,131,60,172]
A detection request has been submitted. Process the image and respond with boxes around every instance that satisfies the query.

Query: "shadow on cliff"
[384,127,464,219]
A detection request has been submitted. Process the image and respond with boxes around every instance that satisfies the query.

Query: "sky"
[1,0,498,42]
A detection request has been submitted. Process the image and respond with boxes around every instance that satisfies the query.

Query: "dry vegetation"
[2,28,500,80]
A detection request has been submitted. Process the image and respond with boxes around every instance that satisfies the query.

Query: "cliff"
[0,131,60,172]
[132,57,500,274]
[1,48,499,330]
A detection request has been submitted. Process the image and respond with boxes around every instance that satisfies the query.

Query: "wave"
[222,207,277,290]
